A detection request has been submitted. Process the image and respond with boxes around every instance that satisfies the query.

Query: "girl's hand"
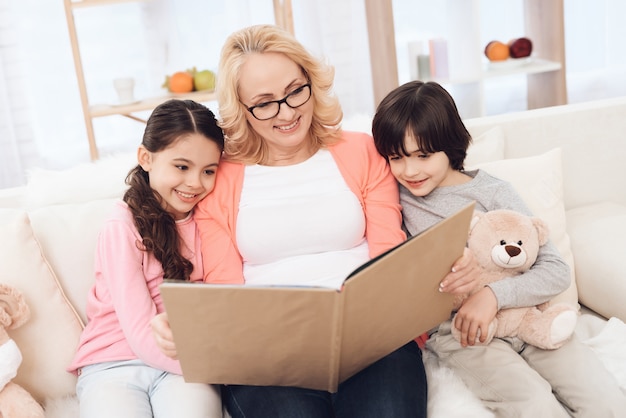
[453,287,498,347]
[439,247,480,295]
[151,312,178,359]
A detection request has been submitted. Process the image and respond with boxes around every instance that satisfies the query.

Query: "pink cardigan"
[195,130,406,284]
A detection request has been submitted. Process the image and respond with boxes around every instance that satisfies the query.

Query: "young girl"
[67,99,225,418]
[371,80,626,418]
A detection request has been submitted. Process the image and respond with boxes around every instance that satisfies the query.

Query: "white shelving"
[432,57,562,118]
[432,58,561,85]
[442,0,564,118]
[483,58,561,79]
[89,91,217,119]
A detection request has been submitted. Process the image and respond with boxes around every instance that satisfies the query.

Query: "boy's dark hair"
[372,81,472,171]
[123,99,224,281]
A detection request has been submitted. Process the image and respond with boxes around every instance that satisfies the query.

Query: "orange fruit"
[484,41,510,62]
[165,71,194,93]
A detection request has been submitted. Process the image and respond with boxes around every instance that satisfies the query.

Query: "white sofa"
[1,97,625,418]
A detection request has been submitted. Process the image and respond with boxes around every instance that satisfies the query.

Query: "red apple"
[508,37,533,59]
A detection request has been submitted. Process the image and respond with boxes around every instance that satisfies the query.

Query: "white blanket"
[581,317,626,389]
[424,316,626,418]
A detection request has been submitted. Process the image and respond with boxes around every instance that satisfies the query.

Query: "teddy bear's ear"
[531,217,550,246]
[0,284,30,331]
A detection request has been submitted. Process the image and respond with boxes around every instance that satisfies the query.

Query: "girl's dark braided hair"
[123,99,224,281]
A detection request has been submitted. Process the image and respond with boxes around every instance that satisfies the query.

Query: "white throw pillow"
[25,153,134,209]
[465,126,505,168]
[566,202,626,321]
[0,209,83,403]
[475,148,578,307]
[28,198,119,324]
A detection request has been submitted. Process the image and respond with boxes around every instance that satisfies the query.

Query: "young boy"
[371,80,626,418]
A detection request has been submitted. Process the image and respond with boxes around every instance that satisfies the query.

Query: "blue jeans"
[223,341,427,418]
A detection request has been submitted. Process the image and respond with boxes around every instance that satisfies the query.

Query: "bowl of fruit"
[162,67,216,94]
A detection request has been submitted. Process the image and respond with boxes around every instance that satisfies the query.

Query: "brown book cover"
[160,202,475,392]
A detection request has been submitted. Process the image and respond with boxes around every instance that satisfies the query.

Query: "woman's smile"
[275,116,300,132]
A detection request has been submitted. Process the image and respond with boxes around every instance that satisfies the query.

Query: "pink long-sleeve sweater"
[67,201,204,376]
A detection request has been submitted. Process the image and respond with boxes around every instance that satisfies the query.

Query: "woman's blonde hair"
[217,24,343,163]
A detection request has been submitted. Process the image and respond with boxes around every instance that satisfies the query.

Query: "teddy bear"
[0,283,45,418]
[450,209,578,350]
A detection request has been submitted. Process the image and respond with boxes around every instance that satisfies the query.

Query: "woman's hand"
[151,312,178,359]
[438,247,480,295]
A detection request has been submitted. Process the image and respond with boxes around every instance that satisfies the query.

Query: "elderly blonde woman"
[152,24,477,418]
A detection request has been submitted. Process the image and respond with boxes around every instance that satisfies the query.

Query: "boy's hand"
[453,287,498,347]
[439,247,480,295]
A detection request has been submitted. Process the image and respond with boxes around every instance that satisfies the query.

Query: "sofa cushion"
[465,126,505,168]
[28,198,119,324]
[24,153,133,209]
[474,148,578,307]
[0,209,83,403]
[566,202,626,321]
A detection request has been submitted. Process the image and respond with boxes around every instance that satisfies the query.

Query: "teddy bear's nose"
[505,245,521,257]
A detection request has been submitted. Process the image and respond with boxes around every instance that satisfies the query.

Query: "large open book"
[160,202,475,392]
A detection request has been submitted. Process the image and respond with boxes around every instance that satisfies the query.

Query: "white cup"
[113,77,136,104]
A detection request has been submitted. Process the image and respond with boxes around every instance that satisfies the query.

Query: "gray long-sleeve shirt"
[401,169,570,310]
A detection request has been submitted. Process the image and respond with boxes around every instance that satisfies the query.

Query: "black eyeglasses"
[245,84,312,121]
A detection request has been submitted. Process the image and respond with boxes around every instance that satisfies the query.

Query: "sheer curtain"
[0,56,23,189]
[564,0,626,102]
[0,0,39,189]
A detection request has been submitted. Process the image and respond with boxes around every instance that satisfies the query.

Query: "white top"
[237,149,369,289]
